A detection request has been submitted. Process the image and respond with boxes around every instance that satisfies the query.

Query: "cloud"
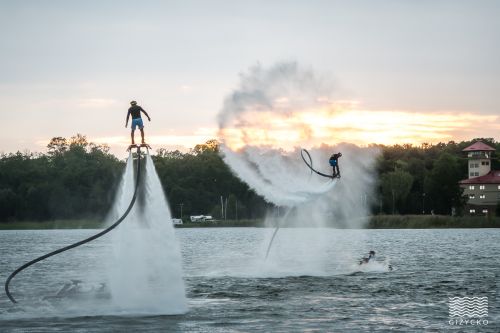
[33,127,219,156]
[220,107,500,150]
[218,62,335,128]
[179,85,193,94]
[93,128,216,148]
[76,98,117,109]
[218,62,500,150]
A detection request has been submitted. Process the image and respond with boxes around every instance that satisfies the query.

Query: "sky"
[1,0,499,157]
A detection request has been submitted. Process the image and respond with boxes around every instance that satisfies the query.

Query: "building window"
[470,209,476,214]
[470,163,474,168]
[475,163,480,168]
[474,172,479,176]
[480,194,485,199]
[469,194,475,199]
[469,185,475,190]
[482,209,488,214]
[479,185,485,190]
[481,161,490,166]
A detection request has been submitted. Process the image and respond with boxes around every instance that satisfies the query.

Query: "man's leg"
[140,128,145,144]
[131,130,135,144]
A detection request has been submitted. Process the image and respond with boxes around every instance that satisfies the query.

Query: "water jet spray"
[264,149,339,259]
[4,145,147,304]
[217,63,378,274]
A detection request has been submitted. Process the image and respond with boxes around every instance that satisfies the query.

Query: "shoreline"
[1,215,499,230]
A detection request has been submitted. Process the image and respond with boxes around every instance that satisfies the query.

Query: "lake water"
[0,228,499,332]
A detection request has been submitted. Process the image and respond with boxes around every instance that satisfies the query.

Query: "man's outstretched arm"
[140,107,151,121]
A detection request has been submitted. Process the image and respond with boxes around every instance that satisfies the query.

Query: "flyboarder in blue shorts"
[125,101,151,145]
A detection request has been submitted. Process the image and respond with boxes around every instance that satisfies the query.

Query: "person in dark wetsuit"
[329,152,342,178]
[125,101,151,145]
[359,250,375,265]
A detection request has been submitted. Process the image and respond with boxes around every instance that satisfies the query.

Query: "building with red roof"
[462,141,496,152]
[459,141,500,215]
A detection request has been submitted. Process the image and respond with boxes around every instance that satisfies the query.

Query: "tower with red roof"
[459,141,500,215]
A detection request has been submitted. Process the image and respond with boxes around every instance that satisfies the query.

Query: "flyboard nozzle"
[127,143,152,152]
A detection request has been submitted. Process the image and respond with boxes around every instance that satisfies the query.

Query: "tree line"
[1,135,499,222]
[0,135,267,222]
[374,139,500,215]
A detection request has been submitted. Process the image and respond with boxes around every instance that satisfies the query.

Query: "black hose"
[5,148,143,303]
[264,208,293,260]
[300,149,335,179]
[303,148,313,178]
[265,149,334,260]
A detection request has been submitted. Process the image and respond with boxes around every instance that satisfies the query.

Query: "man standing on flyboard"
[125,100,151,145]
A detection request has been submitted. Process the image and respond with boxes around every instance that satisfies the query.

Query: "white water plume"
[221,146,339,206]
[218,63,378,225]
[105,152,187,314]
[217,63,379,272]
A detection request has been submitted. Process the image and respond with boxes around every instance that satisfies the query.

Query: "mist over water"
[3,228,497,332]
[221,146,338,206]
[0,153,186,319]
[106,153,187,314]
[218,63,379,273]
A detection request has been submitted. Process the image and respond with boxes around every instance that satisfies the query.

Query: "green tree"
[47,137,68,156]
[0,135,123,222]
[152,139,267,219]
[5,136,494,223]
[403,157,427,213]
[381,168,413,214]
[424,152,466,215]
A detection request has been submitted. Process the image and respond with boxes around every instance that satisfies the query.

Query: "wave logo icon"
[449,297,488,318]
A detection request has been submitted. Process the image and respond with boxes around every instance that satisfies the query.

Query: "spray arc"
[217,64,378,271]
[264,149,339,259]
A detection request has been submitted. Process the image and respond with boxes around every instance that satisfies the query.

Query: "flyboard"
[264,149,337,259]
[300,149,339,179]
[4,144,151,303]
[127,143,152,151]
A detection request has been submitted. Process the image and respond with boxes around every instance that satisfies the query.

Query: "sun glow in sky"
[219,106,500,151]
[1,1,500,157]
[92,128,218,152]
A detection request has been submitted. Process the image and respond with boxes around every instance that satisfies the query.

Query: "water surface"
[1,228,499,332]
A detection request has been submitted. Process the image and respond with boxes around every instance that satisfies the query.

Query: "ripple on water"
[1,228,499,332]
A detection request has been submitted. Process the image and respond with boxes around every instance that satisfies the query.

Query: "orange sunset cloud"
[219,107,500,151]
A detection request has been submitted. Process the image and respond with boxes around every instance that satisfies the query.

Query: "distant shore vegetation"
[1,134,500,226]
[1,216,499,230]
